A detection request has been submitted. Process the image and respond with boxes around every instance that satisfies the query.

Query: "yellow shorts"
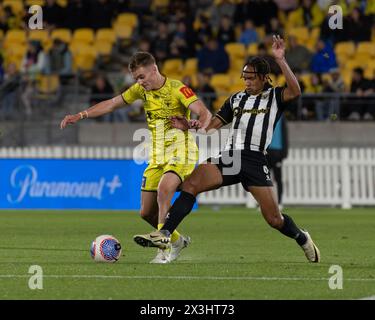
[141,162,196,192]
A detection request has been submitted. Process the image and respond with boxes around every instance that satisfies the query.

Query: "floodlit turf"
[0,206,374,300]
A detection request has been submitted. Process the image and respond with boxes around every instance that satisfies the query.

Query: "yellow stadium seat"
[36,75,60,94]
[356,41,375,57]
[335,42,355,57]
[56,0,67,7]
[310,27,320,41]
[247,43,258,56]
[229,58,245,74]
[225,42,246,60]
[114,24,133,39]
[0,29,4,41]
[255,26,266,40]
[299,73,312,88]
[276,74,286,86]
[95,28,116,44]
[344,59,367,71]
[4,30,27,48]
[289,27,309,43]
[183,58,197,76]
[73,45,97,71]
[162,59,183,75]
[3,0,24,14]
[116,13,138,29]
[51,28,72,44]
[25,0,45,6]
[94,41,113,56]
[210,73,231,93]
[72,28,95,44]
[28,30,49,45]
[4,44,26,68]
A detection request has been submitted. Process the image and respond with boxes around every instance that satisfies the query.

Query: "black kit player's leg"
[248,186,307,246]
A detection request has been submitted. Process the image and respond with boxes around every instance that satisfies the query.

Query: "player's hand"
[170,115,190,130]
[60,114,81,129]
[272,35,285,60]
[188,119,201,129]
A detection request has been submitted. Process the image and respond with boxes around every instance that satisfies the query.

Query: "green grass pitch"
[0,206,374,300]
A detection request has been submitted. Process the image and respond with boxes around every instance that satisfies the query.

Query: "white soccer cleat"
[301,230,320,263]
[150,248,170,264]
[169,235,191,262]
[133,230,171,250]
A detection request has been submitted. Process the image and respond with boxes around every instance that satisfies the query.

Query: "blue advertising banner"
[0,159,194,210]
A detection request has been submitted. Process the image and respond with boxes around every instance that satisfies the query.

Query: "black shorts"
[207,149,273,189]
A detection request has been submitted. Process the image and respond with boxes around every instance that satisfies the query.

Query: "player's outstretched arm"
[272,35,301,102]
[188,99,212,130]
[60,95,125,129]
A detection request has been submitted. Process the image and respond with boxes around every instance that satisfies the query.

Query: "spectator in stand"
[0,63,21,120]
[264,17,284,47]
[196,71,217,113]
[152,20,172,63]
[170,20,196,59]
[304,73,323,120]
[285,35,312,73]
[217,15,236,46]
[310,40,337,74]
[43,0,65,30]
[257,43,281,75]
[197,37,229,74]
[64,0,90,30]
[195,14,214,49]
[287,0,324,28]
[345,7,372,43]
[210,0,236,29]
[45,39,73,84]
[239,19,258,47]
[21,41,47,118]
[315,68,345,121]
[89,0,115,30]
[345,68,374,121]
[1,5,22,30]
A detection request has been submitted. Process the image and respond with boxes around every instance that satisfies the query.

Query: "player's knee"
[181,179,199,196]
[156,185,173,204]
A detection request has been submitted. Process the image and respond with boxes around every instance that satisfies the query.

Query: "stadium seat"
[210,73,231,93]
[299,73,312,88]
[276,74,286,86]
[247,43,258,57]
[115,13,138,29]
[183,58,198,76]
[356,42,375,57]
[3,44,26,69]
[35,75,60,95]
[28,30,49,46]
[289,27,309,43]
[56,0,67,6]
[113,24,133,40]
[4,30,27,48]
[162,59,183,76]
[334,42,355,58]
[72,28,95,45]
[229,58,245,75]
[51,29,72,44]
[3,0,24,14]
[310,27,320,41]
[95,28,116,45]
[93,41,113,56]
[0,29,4,41]
[255,26,266,40]
[70,44,97,71]
[225,42,246,60]
[25,0,45,5]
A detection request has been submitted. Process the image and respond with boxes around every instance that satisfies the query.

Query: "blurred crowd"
[0,0,375,122]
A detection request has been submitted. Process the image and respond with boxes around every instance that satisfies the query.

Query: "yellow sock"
[158,223,180,243]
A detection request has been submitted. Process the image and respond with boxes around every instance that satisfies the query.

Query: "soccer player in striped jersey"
[134,36,320,263]
[60,52,212,263]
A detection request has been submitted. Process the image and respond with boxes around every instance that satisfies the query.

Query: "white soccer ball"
[90,235,122,263]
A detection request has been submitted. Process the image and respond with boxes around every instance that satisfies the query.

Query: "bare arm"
[272,35,301,102]
[188,99,212,129]
[60,95,125,129]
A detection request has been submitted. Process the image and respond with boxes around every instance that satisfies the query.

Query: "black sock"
[161,191,196,234]
[279,214,307,246]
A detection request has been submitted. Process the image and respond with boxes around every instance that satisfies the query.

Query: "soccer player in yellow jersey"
[60,52,211,263]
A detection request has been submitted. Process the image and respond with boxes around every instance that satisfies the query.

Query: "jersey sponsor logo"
[179,86,195,99]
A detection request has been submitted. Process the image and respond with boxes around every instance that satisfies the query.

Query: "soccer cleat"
[169,235,191,262]
[150,248,170,264]
[300,230,320,263]
[133,230,171,250]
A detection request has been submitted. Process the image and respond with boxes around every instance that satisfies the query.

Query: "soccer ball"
[90,235,122,263]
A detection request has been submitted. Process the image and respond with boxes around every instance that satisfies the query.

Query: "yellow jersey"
[122,78,199,164]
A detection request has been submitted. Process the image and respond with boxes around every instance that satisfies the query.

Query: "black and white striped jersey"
[215,85,288,153]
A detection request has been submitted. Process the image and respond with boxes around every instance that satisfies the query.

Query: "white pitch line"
[358,295,375,300]
[0,275,375,282]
